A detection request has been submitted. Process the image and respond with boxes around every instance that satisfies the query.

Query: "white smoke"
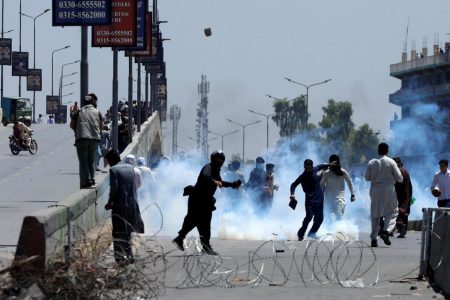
[137,136,374,241]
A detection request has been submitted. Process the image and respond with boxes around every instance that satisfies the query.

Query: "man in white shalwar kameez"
[320,154,356,221]
[365,143,403,247]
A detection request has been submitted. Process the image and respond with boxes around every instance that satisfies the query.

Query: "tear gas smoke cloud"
[141,96,445,240]
[137,136,395,241]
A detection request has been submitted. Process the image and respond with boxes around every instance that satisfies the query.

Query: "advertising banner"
[46,95,60,115]
[0,38,12,65]
[156,77,166,100]
[56,105,68,124]
[27,69,42,91]
[11,52,28,76]
[121,1,148,52]
[140,32,163,67]
[52,0,112,26]
[92,0,137,47]
[125,11,152,55]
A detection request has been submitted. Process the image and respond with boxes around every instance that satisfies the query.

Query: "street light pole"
[59,60,80,105]
[227,119,261,163]
[21,8,50,123]
[208,129,239,151]
[52,45,70,95]
[283,77,331,128]
[248,109,275,151]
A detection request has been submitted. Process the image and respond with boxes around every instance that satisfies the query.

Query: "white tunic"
[320,168,355,216]
[365,155,403,218]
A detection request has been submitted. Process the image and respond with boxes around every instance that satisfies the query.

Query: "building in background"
[389,41,450,171]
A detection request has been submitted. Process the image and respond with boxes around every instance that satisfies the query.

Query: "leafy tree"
[319,99,355,142]
[346,124,380,165]
[271,96,307,137]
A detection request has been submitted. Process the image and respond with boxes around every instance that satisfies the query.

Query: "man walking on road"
[365,143,403,247]
[172,151,242,255]
[290,159,329,241]
[70,93,103,189]
[104,149,144,264]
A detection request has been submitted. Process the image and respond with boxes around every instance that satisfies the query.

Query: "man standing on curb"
[365,143,403,247]
[70,93,103,189]
[104,149,144,264]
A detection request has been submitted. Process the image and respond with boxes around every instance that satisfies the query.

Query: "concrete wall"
[429,210,450,296]
[13,113,162,270]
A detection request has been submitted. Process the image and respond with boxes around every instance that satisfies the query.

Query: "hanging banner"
[11,52,28,76]
[0,38,12,65]
[46,95,60,114]
[56,105,68,124]
[140,30,163,67]
[121,1,148,52]
[52,0,112,26]
[125,11,152,55]
[27,69,42,91]
[92,0,137,47]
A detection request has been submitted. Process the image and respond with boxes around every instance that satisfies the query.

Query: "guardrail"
[419,207,450,297]
[13,113,162,271]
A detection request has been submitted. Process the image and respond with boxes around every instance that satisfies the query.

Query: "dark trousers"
[112,232,132,262]
[75,138,98,188]
[178,209,213,247]
[437,199,450,207]
[298,200,324,239]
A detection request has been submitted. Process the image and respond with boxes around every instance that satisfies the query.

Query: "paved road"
[137,232,442,300]
[0,124,80,256]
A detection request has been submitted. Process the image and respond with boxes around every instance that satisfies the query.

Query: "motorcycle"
[9,132,38,155]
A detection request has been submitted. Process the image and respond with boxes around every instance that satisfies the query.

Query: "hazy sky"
[2,0,450,161]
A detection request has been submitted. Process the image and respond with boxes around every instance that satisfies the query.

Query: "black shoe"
[380,232,392,246]
[397,234,406,238]
[172,237,184,251]
[298,236,304,241]
[80,184,96,189]
[371,240,378,247]
[202,245,218,255]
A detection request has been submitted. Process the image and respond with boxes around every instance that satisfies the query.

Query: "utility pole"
[196,74,210,160]
[169,105,181,157]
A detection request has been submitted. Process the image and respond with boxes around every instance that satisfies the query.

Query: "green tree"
[319,99,355,142]
[271,96,307,137]
[346,124,380,166]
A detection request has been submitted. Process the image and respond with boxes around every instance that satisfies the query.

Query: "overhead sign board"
[46,95,60,114]
[27,69,42,91]
[92,0,138,47]
[52,0,112,26]
[11,52,28,76]
[125,11,152,55]
[0,38,12,65]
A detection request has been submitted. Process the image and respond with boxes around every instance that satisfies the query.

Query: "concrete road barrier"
[13,113,162,271]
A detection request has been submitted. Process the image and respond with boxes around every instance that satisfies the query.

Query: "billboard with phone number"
[92,0,137,47]
[52,0,112,26]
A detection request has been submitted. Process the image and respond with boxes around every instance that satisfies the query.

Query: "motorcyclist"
[13,117,33,148]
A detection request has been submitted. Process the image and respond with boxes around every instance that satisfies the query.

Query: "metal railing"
[419,207,450,281]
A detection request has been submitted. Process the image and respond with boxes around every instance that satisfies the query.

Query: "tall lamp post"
[283,77,331,128]
[21,8,50,123]
[52,45,70,95]
[227,118,261,163]
[248,109,275,151]
[59,60,80,105]
[208,129,239,151]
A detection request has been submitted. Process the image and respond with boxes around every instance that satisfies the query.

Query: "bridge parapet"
[13,113,162,271]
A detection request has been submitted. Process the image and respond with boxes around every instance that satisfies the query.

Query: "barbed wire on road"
[0,201,439,299]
